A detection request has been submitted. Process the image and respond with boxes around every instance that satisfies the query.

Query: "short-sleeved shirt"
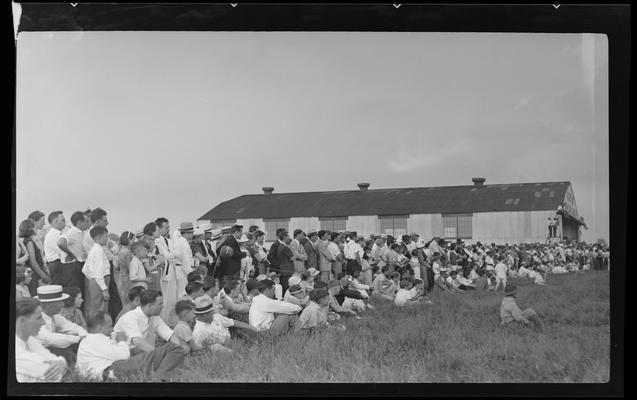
[113,306,173,348]
[172,321,194,344]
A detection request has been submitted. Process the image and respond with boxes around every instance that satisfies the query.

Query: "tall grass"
[88,271,611,383]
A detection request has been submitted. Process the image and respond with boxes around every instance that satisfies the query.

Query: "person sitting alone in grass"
[500,285,544,332]
[76,311,186,382]
[115,286,144,324]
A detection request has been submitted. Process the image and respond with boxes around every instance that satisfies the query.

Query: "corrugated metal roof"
[199,181,572,220]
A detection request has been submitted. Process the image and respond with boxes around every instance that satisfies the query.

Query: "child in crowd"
[445,271,464,292]
[82,226,112,315]
[182,282,204,303]
[60,286,87,330]
[360,251,374,287]
[284,284,310,308]
[473,269,489,290]
[371,266,395,301]
[452,270,476,291]
[409,250,421,280]
[16,265,32,300]
[349,270,371,299]
[294,288,332,334]
[172,300,206,353]
[500,285,544,332]
[192,296,255,349]
[394,280,421,306]
[300,268,319,292]
[494,256,508,291]
[129,242,152,290]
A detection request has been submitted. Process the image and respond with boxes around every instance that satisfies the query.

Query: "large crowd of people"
[14,208,611,382]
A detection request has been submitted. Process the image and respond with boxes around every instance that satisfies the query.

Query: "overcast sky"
[16,32,608,242]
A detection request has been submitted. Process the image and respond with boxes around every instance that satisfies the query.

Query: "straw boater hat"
[134,228,144,239]
[267,271,279,280]
[307,229,318,238]
[193,228,204,237]
[199,222,213,233]
[34,285,69,302]
[306,267,320,278]
[237,234,249,244]
[211,229,222,240]
[179,222,194,232]
[288,276,302,287]
[194,296,214,315]
[221,226,232,234]
[504,285,518,297]
[289,284,304,295]
[256,274,268,281]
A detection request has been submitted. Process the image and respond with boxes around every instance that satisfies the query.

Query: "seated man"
[113,289,187,354]
[500,285,544,332]
[249,279,302,336]
[192,296,256,347]
[371,266,395,301]
[116,286,145,323]
[77,311,186,382]
[15,298,68,382]
[34,285,87,366]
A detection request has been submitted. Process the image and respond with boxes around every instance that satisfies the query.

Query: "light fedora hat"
[199,222,214,232]
[34,285,69,302]
[179,222,194,232]
[211,229,223,240]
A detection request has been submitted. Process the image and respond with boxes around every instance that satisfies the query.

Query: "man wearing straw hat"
[15,297,69,382]
[154,217,179,326]
[33,285,88,365]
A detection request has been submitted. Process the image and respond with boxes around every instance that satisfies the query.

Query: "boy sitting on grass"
[294,288,344,334]
[171,299,230,353]
[394,280,421,306]
[500,285,544,332]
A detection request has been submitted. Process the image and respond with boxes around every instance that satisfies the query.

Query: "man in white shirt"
[113,289,186,354]
[154,217,179,326]
[33,285,87,366]
[15,298,68,382]
[173,222,196,301]
[77,311,186,382]
[249,279,301,336]
[57,211,92,291]
[44,211,74,287]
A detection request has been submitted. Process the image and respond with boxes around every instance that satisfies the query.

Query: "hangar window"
[378,215,408,237]
[264,218,291,242]
[319,217,348,232]
[442,213,473,239]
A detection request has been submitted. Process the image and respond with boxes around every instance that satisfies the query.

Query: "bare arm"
[26,241,49,281]
[56,237,76,261]
[232,320,257,333]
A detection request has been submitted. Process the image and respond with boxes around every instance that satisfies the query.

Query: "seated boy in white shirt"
[394,280,422,306]
[77,311,186,382]
[192,296,257,347]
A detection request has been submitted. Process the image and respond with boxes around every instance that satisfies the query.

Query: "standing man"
[275,229,297,294]
[343,232,363,276]
[302,230,319,272]
[173,222,196,304]
[43,211,74,287]
[316,230,334,283]
[328,233,344,278]
[216,224,246,281]
[154,217,179,326]
[290,229,308,275]
[57,211,91,291]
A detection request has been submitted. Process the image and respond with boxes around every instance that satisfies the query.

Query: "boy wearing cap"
[500,285,544,332]
[192,296,256,346]
[294,289,332,334]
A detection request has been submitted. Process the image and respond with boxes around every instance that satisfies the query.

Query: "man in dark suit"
[215,224,246,280]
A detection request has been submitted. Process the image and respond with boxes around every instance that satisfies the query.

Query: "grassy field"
[103,270,611,383]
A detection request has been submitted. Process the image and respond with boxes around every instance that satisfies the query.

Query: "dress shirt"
[36,312,87,349]
[76,333,130,381]
[328,242,341,260]
[192,315,234,346]
[43,228,64,263]
[249,294,301,332]
[173,236,194,277]
[113,306,173,348]
[82,243,111,291]
[62,226,88,262]
[15,335,67,382]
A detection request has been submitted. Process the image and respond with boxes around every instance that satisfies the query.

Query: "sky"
[15,32,609,242]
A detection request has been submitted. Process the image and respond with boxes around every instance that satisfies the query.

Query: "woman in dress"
[19,219,50,296]
[116,231,135,305]
[16,236,29,267]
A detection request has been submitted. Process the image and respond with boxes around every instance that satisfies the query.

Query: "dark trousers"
[107,261,123,323]
[279,272,292,294]
[50,260,84,289]
[49,343,78,367]
[110,342,186,381]
[345,260,362,276]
